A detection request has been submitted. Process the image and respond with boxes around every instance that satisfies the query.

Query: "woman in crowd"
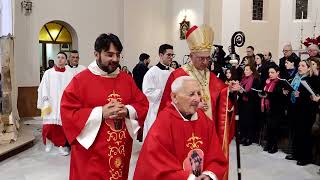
[170,60,180,69]
[309,57,320,166]
[260,65,285,153]
[238,64,260,146]
[284,60,314,166]
[283,56,298,81]
[224,68,232,84]
[121,66,132,75]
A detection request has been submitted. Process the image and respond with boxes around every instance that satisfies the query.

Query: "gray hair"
[171,76,196,93]
[308,44,320,52]
[283,43,292,50]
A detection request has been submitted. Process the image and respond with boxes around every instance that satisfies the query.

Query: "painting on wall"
[180,17,190,40]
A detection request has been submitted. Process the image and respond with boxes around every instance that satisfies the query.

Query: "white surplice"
[66,64,86,77]
[142,64,173,140]
[37,68,73,125]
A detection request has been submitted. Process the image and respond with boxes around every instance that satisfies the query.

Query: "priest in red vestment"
[60,33,148,180]
[158,25,240,180]
[134,76,228,180]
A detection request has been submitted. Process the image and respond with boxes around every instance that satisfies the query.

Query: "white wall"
[14,0,124,86]
[0,0,13,36]
[278,0,320,59]
[239,0,281,62]
[171,0,205,65]
[221,0,240,53]
[123,0,171,69]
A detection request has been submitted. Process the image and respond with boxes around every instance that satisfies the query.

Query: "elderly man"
[134,76,227,180]
[279,43,300,78]
[159,25,238,179]
[307,44,320,58]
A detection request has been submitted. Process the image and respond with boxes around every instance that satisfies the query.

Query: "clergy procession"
[3,0,320,179]
[33,21,320,179]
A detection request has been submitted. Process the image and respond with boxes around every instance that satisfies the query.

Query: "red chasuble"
[158,67,235,179]
[61,69,148,180]
[134,104,228,180]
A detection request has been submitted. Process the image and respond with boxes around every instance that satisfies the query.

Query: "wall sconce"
[179,15,190,40]
[21,0,32,15]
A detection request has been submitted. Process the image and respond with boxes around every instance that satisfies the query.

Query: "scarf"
[290,73,307,103]
[240,74,254,101]
[261,78,279,112]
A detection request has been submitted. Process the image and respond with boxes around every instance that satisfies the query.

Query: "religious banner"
[179,17,190,40]
[0,35,20,144]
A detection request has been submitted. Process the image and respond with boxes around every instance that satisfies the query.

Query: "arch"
[38,20,78,79]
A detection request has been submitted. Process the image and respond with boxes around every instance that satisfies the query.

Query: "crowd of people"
[209,43,320,168]
[36,23,320,179]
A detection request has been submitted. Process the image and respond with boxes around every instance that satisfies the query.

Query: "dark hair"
[170,61,180,69]
[94,33,123,53]
[159,44,173,55]
[247,46,254,51]
[286,56,296,63]
[57,51,67,59]
[70,50,79,54]
[268,64,280,72]
[268,51,272,58]
[48,59,54,63]
[308,57,320,69]
[139,53,150,62]
[244,64,259,78]
[255,53,266,64]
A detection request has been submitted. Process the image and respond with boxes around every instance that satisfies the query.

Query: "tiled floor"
[0,123,319,180]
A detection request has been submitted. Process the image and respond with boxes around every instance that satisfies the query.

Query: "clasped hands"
[102,99,128,120]
[228,80,241,93]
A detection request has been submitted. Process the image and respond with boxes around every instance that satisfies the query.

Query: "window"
[252,0,264,20]
[295,0,308,19]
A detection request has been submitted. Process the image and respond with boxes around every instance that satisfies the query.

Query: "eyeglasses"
[166,53,176,58]
[194,56,211,61]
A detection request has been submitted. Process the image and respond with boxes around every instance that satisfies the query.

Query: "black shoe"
[268,147,278,154]
[285,154,296,160]
[240,138,246,144]
[263,146,270,151]
[297,160,310,166]
[242,139,252,146]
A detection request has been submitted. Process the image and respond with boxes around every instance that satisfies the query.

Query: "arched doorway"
[38,21,77,79]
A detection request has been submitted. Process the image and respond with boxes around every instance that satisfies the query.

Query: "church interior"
[0,0,320,179]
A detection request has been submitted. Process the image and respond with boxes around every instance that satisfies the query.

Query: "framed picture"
[60,43,71,51]
[180,18,190,40]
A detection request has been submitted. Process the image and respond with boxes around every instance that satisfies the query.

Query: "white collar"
[171,102,198,121]
[88,60,120,78]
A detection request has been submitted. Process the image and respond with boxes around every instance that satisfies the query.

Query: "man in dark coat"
[279,44,300,78]
[132,53,150,90]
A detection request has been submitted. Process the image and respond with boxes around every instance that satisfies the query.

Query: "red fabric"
[186,25,198,39]
[134,104,228,180]
[61,69,149,180]
[54,65,66,72]
[42,124,67,146]
[261,78,279,112]
[158,68,235,180]
[240,75,254,101]
[159,68,234,145]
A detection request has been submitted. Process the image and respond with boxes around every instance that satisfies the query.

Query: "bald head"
[170,76,201,116]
